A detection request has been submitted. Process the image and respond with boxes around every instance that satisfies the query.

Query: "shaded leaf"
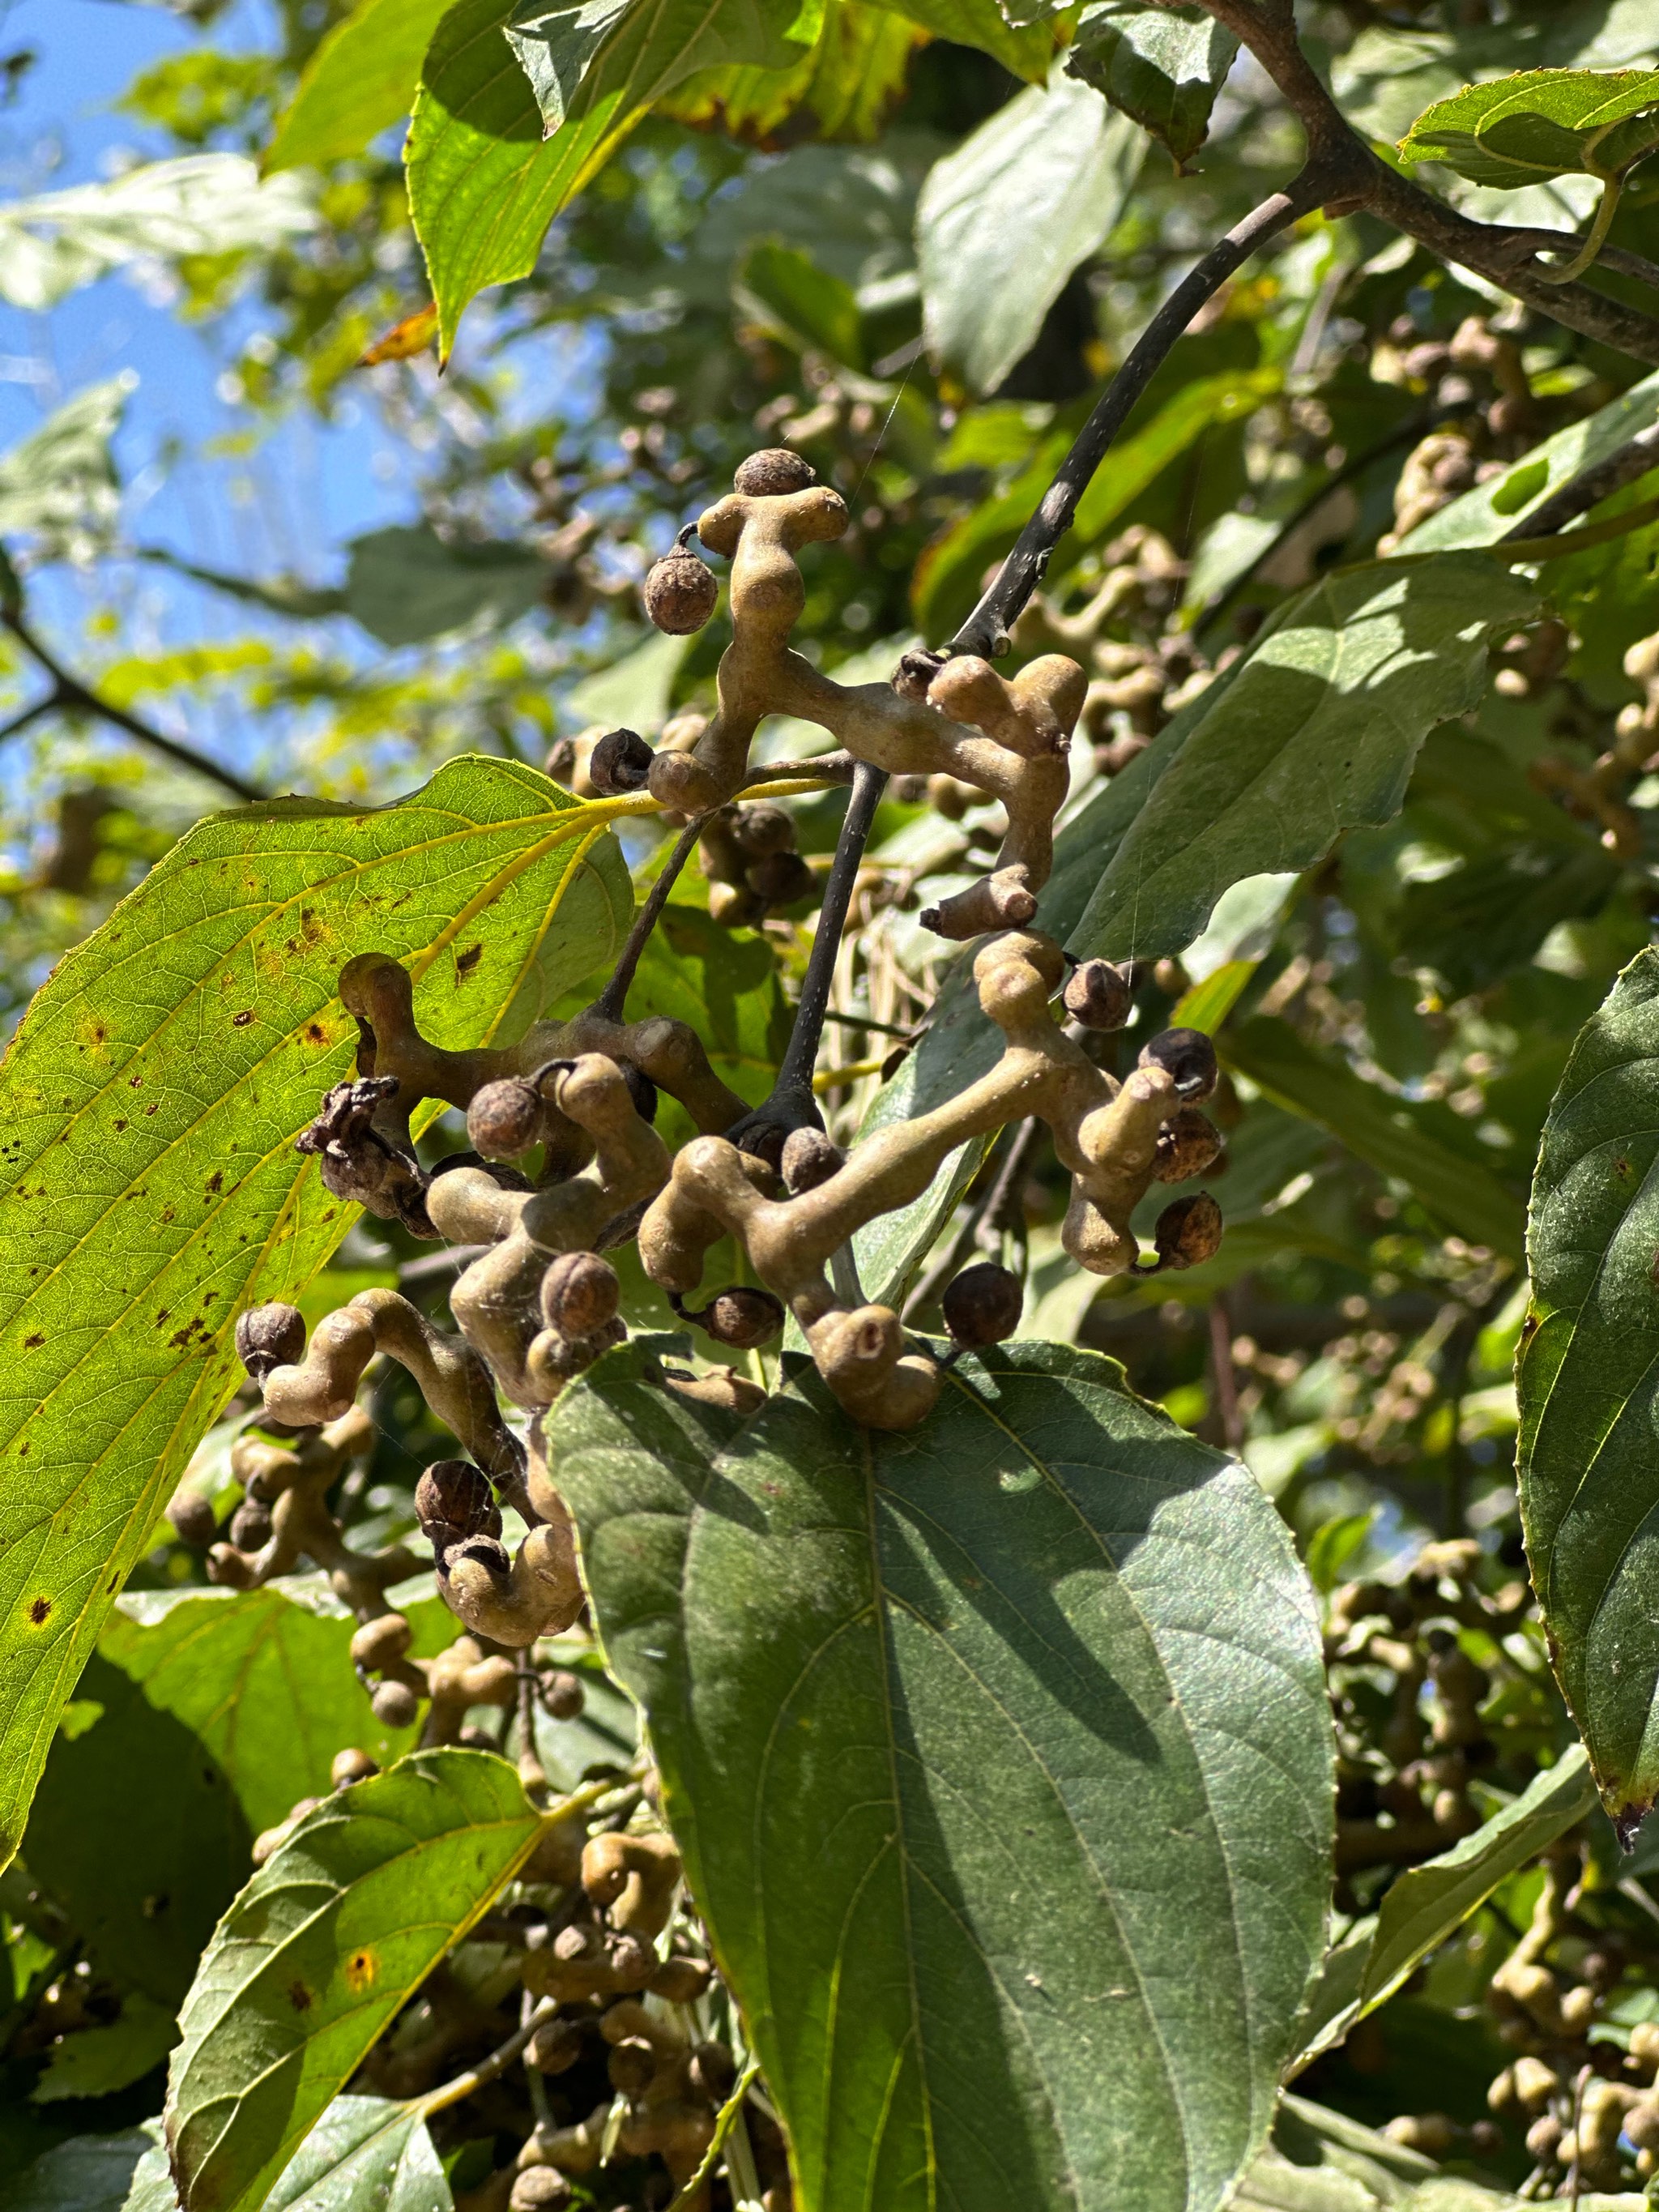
[267,2097,450,2212]
[660,0,924,144]
[0,156,316,312]
[917,75,1143,396]
[1518,947,1659,1831]
[557,1334,1333,2212]
[1398,66,1659,188]
[265,0,456,173]
[1293,1749,1596,2069]
[31,1993,178,2103]
[343,523,550,647]
[871,0,1051,80]
[0,758,629,1867]
[5,2123,173,2212]
[1066,2,1238,167]
[739,241,865,369]
[25,1653,253,2005]
[165,1749,538,2212]
[1068,554,1539,964]
[564,628,691,732]
[1221,1017,1523,1260]
[100,1579,456,1841]
[0,379,130,565]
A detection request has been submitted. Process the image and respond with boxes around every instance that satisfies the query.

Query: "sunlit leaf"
[264,0,455,172]
[1066,2,1238,167]
[1399,66,1659,187]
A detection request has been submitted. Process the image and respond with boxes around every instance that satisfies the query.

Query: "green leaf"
[556,1335,1334,2212]
[624,902,788,1115]
[0,156,316,312]
[0,378,130,566]
[1222,1017,1523,1260]
[564,628,691,732]
[5,2123,173,2212]
[0,756,629,1868]
[267,2097,450,2212]
[1067,554,1540,965]
[265,0,456,172]
[24,1651,253,2004]
[738,241,866,369]
[868,0,1052,81]
[1292,1749,1596,2069]
[1516,947,1659,1833]
[407,0,639,358]
[165,1749,539,2212]
[98,1580,456,1842]
[505,0,804,130]
[30,1992,178,2103]
[659,0,925,143]
[1066,2,1238,167]
[1398,66,1659,187]
[343,523,551,647]
[917,75,1144,396]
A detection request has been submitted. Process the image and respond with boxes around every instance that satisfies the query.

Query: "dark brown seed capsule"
[527,2018,584,2075]
[331,1747,378,1788]
[1154,1105,1223,1184]
[734,447,816,497]
[370,1678,420,1729]
[442,1532,513,1581]
[941,1262,1024,1347]
[167,1488,218,1548]
[1139,1027,1218,1100]
[1154,1191,1223,1271]
[235,1302,305,1384]
[781,1126,844,1193]
[544,736,578,787]
[229,1498,272,1552]
[608,2037,657,2095]
[540,1250,621,1339]
[1063,958,1132,1032]
[892,645,947,701]
[689,2041,736,2103]
[695,1287,785,1349]
[415,1460,501,1542]
[467,1076,544,1160]
[747,849,817,907]
[608,1932,656,1989]
[642,551,719,635]
[587,726,654,796]
[729,801,795,859]
[539,1667,586,1721]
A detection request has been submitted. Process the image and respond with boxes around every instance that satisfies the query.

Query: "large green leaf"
[1222,1018,1523,1262]
[343,523,551,647]
[1066,2,1239,167]
[0,156,316,312]
[99,1580,455,1840]
[1292,1748,1595,2069]
[265,0,456,172]
[1518,946,1659,1833]
[1398,66,1659,187]
[660,0,926,143]
[166,1749,538,2212]
[267,2097,450,2212]
[407,0,638,357]
[0,755,629,1868]
[557,1334,1333,2212]
[916,75,1144,395]
[1067,554,1538,966]
[505,0,804,130]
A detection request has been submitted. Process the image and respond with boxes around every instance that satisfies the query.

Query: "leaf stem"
[665,2056,761,2212]
[1532,170,1623,287]
[588,813,704,1023]
[949,163,1341,659]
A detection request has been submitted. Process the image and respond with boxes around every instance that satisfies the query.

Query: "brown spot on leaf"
[456,944,482,976]
[113,1119,126,1132]
[288,1980,313,2012]
[232,1010,254,1028]
[28,1598,49,1625]
[344,1949,377,1994]
[206,1172,223,1195]
[305,1024,326,1044]
[23,1333,43,1349]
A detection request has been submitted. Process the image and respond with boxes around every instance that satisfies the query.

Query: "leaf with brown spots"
[0,756,630,1866]
[166,1748,539,2212]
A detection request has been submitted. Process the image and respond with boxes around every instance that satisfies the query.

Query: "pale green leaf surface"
[2,2123,173,2212]
[557,1334,1333,2212]
[1518,946,1659,1828]
[1068,554,1539,966]
[165,1749,538,2212]
[265,0,455,171]
[505,0,804,130]
[1398,66,1659,187]
[917,75,1143,397]
[30,1994,179,2104]
[1066,1,1238,165]
[0,156,316,311]
[0,755,629,1866]
[343,523,550,647]
[267,2097,450,2212]
[1221,1018,1523,1261]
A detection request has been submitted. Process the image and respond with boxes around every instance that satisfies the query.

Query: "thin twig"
[589,813,703,1023]
[949,164,1339,659]
[2,609,266,801]
[1500,420,1659,541]
[418,1996,559,2119]
[666,2057,761,2212]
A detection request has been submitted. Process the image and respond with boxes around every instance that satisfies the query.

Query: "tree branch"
[2,609,266,802]
[949,160,1348,660]
[1197,0,1659,366]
